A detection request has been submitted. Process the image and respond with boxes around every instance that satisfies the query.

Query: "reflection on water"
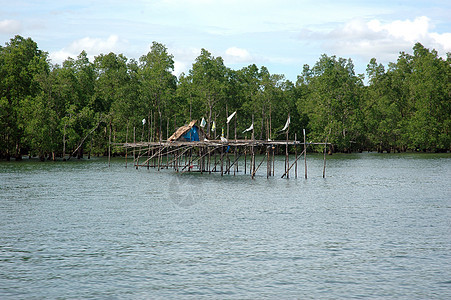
[1,153,450,299]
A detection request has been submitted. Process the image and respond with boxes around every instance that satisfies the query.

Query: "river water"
[1,153,450,299]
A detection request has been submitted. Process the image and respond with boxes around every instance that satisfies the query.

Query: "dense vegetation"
[1,35,450,160]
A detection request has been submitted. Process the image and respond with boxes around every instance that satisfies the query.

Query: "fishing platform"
[111,120,330,179]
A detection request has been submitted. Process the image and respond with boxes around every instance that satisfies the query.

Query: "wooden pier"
[112,137,330,179]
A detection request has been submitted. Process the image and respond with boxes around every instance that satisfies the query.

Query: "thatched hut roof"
[168,120,209,142]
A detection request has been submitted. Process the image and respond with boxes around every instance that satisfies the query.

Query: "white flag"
[211,121,216,132]
[281,115,290,131]
[242,123,253,133]
[226,111,237,124]
[142,118,146,125]
[200,117,206,127]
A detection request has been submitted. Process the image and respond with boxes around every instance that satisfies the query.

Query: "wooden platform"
[111,134,330,179]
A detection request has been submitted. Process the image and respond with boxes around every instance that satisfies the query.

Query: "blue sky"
[1,0,450,82]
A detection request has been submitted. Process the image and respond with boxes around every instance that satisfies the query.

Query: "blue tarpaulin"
[182,126,200,141]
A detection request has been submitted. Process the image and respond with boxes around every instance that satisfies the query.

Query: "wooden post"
[208,145,211,174]
[150,111,153,142]
[269,104,272,141]
[141,121,144,142]
[220,145,224,176]
[157,143,161,171]
[267,146,270,178]
[295,133,297,178]
[303,128,307,179]
[234,113,237,176]
[226,104,229,139]
[108,122,111,168]
[147,122,151,169]
[244,147,247,174]
[285,129,289,179]
[200,147,203,174]
[272,145,275,177]
[323,128,331,178]
[234,147,236,176]
[62,122,66,160]
[235,111,237,141]
[251,115,255,177]
[188,147,192,172]
[125,121,129,168]
[166,118,169,141]
[133,126,136,168]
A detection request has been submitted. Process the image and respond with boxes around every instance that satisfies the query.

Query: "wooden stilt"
[125,122,129,168]
[221,146,224,176]
[323,128,331,178]
[133,126,136,169]
[272,146,275,177]
[108,122,111,168]
[281,149,306,178]
[267,146,270,178]
[295,133,297,178]
[244,147,247,174]
[304,129,307,179]
[285,129,289,179]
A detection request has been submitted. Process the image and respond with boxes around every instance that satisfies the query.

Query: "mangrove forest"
[0,35,450,160]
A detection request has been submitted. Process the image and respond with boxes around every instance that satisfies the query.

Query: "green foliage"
[296,55,365,151]
[0,36,450,159]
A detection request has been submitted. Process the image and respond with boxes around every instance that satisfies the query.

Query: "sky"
[1,0,450,82]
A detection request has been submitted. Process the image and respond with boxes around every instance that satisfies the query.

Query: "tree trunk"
[77,144,83,159]
[15,142,22,160]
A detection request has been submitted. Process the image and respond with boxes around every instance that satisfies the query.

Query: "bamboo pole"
[244,147,247,174]
[272,145,275,177]
[133,126,136,168]
[304,128,307,179]
[141,121,144,142]
[323,128,331,178]
[285,129,289,179]
[224,152,243,174]
[108,122,111,168]
[281,149,306,178]
[267,146,270,178]
[251,114,255,177]
[166,118,169,141]
[125,121,128,168]
[221,146,224,176]
[252,154,266,179]
[226,105,229,139]
[295,133,297,178]
[234,114,237,176]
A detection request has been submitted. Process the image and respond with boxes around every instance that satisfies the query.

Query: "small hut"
[168,120,209,142]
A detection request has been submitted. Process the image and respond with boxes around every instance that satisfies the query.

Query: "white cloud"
[430,32,451,50]
[368,16,430,43]
[224,47,252,63]
[301,16,451,64]
[49,35,127,64]
[68,35,121,53]
[0,19,22,34]
[173,60,187,77]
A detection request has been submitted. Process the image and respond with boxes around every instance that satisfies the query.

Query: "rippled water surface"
[1,153,450,299]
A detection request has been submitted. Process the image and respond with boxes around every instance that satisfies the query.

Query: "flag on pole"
[226,111,237,124]
[221,127,227,142]
[211,121,216,132]
[200,117,206,127]
[142,118,146,125]
[242,123,253,133]
[281,115,290,131]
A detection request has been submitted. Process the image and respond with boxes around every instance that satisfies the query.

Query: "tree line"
[1,35,450,160]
